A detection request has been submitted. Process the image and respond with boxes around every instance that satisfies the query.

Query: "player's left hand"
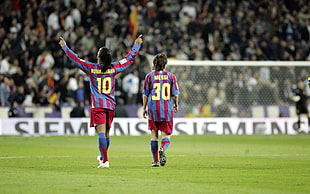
[174,105,178,113]
[134,34,143,45]
[59,36,66,47]
[142,108,148,119]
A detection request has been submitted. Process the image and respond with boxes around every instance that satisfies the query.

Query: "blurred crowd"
[0,0,309,117]
[171,65,310,117]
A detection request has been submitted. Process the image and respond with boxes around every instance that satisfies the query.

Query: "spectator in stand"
[23,90,35,107]
[258,81,276,105]
[81,31,95,51]
[36,49,55,70]
[70,101,86,118]
[8,85,25,105]
[75,74,85,103]
[47,8,60,35]
[122,70,140,104]
[0,75,11,106]
[8,100,19,117]
[64,10,75,31]
[238,81,251,108]
[216,102,232,117]
[207,81,217,106]
[0,55,10,75]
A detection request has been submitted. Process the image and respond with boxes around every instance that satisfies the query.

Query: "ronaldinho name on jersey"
[91,68,116,74]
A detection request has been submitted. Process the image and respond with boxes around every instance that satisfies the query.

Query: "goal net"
[161,59,310,118]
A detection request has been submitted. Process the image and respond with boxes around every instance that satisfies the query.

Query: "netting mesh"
[165,63,310,118]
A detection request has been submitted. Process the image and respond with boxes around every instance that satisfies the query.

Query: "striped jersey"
[61,43,141,110]
[143,70,180,121]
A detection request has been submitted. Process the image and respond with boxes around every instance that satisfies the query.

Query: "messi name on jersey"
[154,74,168,80]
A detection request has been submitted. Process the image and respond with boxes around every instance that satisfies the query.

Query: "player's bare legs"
[151,129,159,140]
[150,130,159,167]
[96,124,109,168]
[159,131,171,166]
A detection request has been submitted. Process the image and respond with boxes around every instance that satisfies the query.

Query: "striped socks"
[98,133,108,162]
[161,137,170,151]
[150,140,159,162]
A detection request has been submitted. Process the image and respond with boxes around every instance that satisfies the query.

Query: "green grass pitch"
[0,135,309,194]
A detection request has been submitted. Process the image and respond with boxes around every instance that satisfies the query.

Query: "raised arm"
[59,36,91,74]
[113,35,143,73]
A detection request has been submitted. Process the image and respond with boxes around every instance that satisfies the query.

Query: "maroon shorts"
[148,120,173,134]
[90,108,114,128]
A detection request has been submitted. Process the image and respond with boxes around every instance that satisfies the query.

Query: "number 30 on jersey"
[152,83,171,100]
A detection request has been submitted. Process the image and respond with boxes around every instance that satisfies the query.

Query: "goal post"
[146,55,310,118]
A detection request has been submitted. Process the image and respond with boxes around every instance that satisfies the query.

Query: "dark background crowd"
[0,0,309,117]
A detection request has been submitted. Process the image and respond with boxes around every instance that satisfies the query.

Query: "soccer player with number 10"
[142,53,180,167]
[59,35,143,168]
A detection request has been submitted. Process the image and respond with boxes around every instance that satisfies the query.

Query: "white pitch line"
[0,156,30,159]
[188,154,310,157]
[0,156,76,159]
[0,154,308,159]
[0,155,185,159]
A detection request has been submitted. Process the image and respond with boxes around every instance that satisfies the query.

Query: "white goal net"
[163,59,310,118]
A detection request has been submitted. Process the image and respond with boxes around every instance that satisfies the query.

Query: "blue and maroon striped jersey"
[61,43,141,110]
[143,70,180,122]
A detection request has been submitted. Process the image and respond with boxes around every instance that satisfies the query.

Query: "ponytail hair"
[98,47,112,73]
[153,53,167,71]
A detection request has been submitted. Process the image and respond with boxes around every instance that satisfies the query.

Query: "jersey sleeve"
[142,73,151,96]
[61,45,92,74]
[112,43,141,73]
[171,74,180,96]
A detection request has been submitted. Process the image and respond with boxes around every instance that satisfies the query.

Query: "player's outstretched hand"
[59,37,66,47]
[134,34,143,45]
[142,108,148,119]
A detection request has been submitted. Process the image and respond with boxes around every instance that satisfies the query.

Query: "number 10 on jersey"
[97,77,112,94]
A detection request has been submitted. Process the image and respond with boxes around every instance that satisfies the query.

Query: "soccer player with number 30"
[142,53,180,167]
[59,34,143,168]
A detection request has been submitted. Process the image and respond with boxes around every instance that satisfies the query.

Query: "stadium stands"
[0,0,309,118]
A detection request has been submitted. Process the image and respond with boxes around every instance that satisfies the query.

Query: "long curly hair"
[98,47,112,73]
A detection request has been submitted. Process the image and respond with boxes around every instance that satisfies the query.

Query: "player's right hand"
[59,36,66,47]
[134,34,143,45]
